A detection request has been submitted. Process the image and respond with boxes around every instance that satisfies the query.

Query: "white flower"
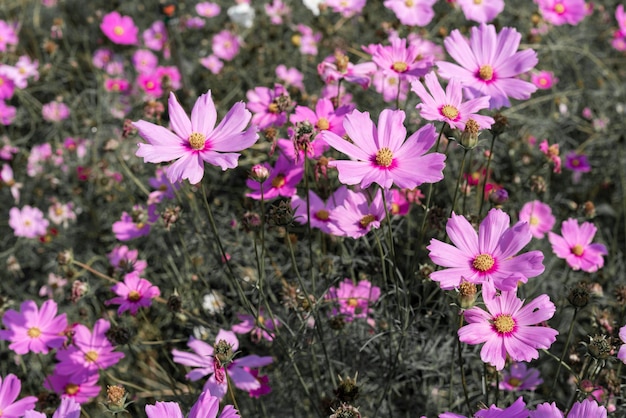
[227,3,255,28]
[202,290,225,315]
[302,0,324,15]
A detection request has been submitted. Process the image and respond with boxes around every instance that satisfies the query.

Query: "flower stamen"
[441,104,459,120]
[493,314,515,334]
[188,132,207,150]
[473,253,495,272]
[375,147,394,167]
[479,65,494,81]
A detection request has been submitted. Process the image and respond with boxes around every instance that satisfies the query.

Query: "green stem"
[478,133,498,218]
[450,147,470,218]
[551,306,579,396]
[456,313,472,415]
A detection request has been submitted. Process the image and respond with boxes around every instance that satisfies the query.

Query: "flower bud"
[459,119,480,149]
[587,334,611,360]
[250,164,270,182]
[458,279,477,309]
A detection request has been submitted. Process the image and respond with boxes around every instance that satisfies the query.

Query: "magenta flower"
[459,287,558,370]
[411,72,494,131]
[475,397,528,417]
[25,397,81,418]
[9,205,48,238]
[531,70,558,90]
[146,390,239,418]
[0,101,16,126]
[42,101,70,122]
[0,69,15,100]
[437,23,538,109]
[0,374,37,416]
[246,84,291,129]
[196,2,221,18]
[100,11,138,45]
[383,0,436,26]
[106,272,161,315]
[372,71,409,103]
[44,371,100,404]
[0,20,18,52]
[200,54,224,74]
[296,24,322,56]
[518,200,555,239]
[172,330,274,400]
[291,187,349,234]
[246,154,303,200]
[0,299,67,355]
[428,208,545,291]
[134,90,257,185]
[564,151,590,183]
[530,399,607,418]
[317,52,377,90]
[618,325,626,364]
[143,20,167,51]
[132,49,158,74]
[55,319,124,379]
[326,278,381,322]
[536,0,586,26]
[548,218,607,273]
[112,204,158,241]
[368,37,433,82]
[327,188,388,239]
[275,65,304,91]
[325,0,365,17]
[457,0,505,23]
[321,109,445,190]
[290,98,351,137]
[231,308,280,342]
[499,362,543,391]
[212,30,240,61]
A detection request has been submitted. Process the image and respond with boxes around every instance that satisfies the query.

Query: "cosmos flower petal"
[191,91,217,136]
[168,92,192,139]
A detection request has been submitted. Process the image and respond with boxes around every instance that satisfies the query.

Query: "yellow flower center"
[85,350,99,363]
[128,290,141,302]
[315,209,330,221]
[359,214,376,228]
[391,203,400,215]
[392,61,408,73]
[479,65,494,81]
[554,3,565,14]
[508,377,522,387]
[405,0,414,7]
[571,244,584,256]
[146,81,155,89]
[316,117,330,131]
[441,104,459,120]
[474,0,482,4]
[24,219,32,227]
[375,147,394,167]
[268,103,280,114]
[473,254,495,272]
[493,314,515,333]
[0,77,4,86]
[529,216,539,226]
[257,316,265,325]
[27,327,42,338]
[539,77,548,86]
[347,298,359,307]
[188,132,207,150]
[271,174,286,188]
[113,26,124,36]
[65,383,79,395]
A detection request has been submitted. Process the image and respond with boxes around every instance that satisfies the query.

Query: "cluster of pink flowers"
[146,389,239,418]
[326,279,381,324]
[439,397,607,417]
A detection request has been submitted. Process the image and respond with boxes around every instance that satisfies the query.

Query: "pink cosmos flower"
[112,204,158,241]
[196,2,221,18]
[296,24,322,56]
[457,0,505,23]
[367,37,433,83]
[548,218,607,273]
[327,188,388,239]
[372,71,409,103]
[143,20,167,51]
[100,11,138,45]
[212,30,240,61]
[618,325,626,364]
[0,299,67,355]
[25,397,81,418]
[518,200,555,239]
[616,4,626,33]
[275,65,304,91]
[27,143,53,177]
[539,139,562,173]
[499,362,543,391]
[326,278,381,322]
[42,101,70,122]
[132,49,158,74]
[106,271,161,316]
[1,164,22,202]
[137,72,163,98]
[411,72,494,131]
[326,0,366,17]
[476,397,528,417]
[383,0,436,26]
[265,0,290,24]
[0,374,37,417]
[321,109,446,190]
[108,245,148,275]
[231,308,280,342]
[437,23,538,109]
[0,20,18,52]
[290,98,351,137]
[536,0,587,26]
[9,205,49,238]
[0,101,16,125]
[317,51,377,90]
[146,390,239,418]
[246,84,291,129]
[134,90,257,184]
[291,187,349,234]
[611,30,626,51]
[564,151,590,183]
[155,65,182,90]
[44,371,100,404]
[172,330,274,400]
[530,399,607,418]
[92,47,113,69]
[246,154,304,200]
[246,368,271,398]
[459,287,558,370]
[200,55,224,74]
[55,319,124,379]
[47,201,76,228]
[428,208,545,291]
[104,77,130,93]
[531,70,558,90]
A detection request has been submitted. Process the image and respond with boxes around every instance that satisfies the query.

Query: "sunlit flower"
[518,200,555,239]
[536,0,587,26]
[548,218,607,273]
[106,271,161,316]
[383,0,437,26]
